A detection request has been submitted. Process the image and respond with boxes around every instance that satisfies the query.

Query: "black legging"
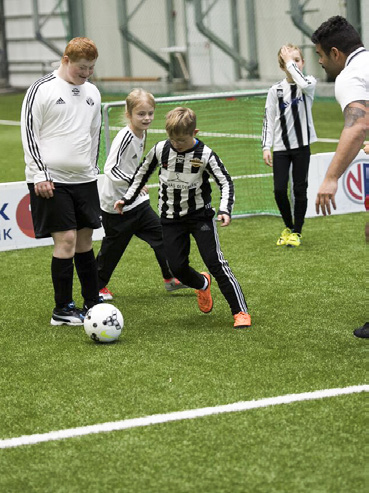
[273,145,311,234]
[97,202,172,289]
[161,208,248,316]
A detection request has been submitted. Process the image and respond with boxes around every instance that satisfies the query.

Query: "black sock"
[51,256,74,308]
[74,249,99,308]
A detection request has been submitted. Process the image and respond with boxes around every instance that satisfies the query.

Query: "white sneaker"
[99,287,113,300]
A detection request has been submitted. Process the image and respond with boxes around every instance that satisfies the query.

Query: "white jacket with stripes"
[262,61,317,152]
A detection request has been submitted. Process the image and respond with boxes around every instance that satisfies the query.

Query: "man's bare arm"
[315,101,367,215]
[327,102,367,179]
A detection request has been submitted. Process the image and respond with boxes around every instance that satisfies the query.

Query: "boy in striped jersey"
[262,44,317,247]
[114,107,251,329]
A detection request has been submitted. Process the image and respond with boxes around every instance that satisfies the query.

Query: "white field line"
[0,120,339,143]
[0,385,366,450]
[0,119,21,126]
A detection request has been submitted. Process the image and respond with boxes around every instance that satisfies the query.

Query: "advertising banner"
[0,176,105,252]
[305,150,368,217]
[0,151,367,252]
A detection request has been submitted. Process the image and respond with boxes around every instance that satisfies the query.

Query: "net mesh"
[99,92,278,217]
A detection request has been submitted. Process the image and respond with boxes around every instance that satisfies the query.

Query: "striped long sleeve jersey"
[261,61,317,152]
[122,139,235,219]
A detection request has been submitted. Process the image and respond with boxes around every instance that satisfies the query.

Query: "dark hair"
[311,16,363,56]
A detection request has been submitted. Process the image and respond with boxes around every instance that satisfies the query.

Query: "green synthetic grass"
[0,92,366,492]
[1,395,365,492]
[0,213,366,492]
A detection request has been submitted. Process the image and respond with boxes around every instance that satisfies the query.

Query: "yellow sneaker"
[276,228,292,246]
[233,311,251,329]
[195,272,213,313]
[286,232,302,247]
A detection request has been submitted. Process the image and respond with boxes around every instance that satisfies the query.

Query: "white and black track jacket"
[21,70,101,184]
[100,125,149,214]
[262,61,317,152]
[123,139,234,219]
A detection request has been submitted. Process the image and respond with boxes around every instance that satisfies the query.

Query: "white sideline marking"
[0,385,366,449]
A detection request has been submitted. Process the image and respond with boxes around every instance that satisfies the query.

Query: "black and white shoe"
[50,301,84,326]
[83,296,104,316]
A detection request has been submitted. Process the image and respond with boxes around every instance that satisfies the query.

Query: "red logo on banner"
[343,162,364,204]
[16,194,35,238]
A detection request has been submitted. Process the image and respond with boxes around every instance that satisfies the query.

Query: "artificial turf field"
[0,92,366,492]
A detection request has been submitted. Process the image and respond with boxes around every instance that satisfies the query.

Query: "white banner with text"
[0,151,367,252]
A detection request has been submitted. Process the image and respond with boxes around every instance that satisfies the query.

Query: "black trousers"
[161,208,248,315]
[273,145,310,234]
[97,202,172,288]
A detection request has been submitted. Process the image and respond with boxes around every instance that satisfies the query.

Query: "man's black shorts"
[28,181,102,239]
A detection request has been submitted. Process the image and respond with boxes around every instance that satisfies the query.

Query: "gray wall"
[3,0,368,92]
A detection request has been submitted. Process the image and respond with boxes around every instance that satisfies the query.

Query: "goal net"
[99,90,278,217]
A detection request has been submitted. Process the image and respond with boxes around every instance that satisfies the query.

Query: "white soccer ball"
[84,303,124,343]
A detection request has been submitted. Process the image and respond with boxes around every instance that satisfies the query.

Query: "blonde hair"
[165,107,197,137]
[125,88,156,118]
[62,37,98,63]
[278,43,304,70]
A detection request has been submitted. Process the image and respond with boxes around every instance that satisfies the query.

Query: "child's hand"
[217,214,231,227]
[280,45,293,63]
[363,143,369,155]
[114,199,125,214]
[263,150,273,167]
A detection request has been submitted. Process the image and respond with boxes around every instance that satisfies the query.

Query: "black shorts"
[28,181,102,239]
